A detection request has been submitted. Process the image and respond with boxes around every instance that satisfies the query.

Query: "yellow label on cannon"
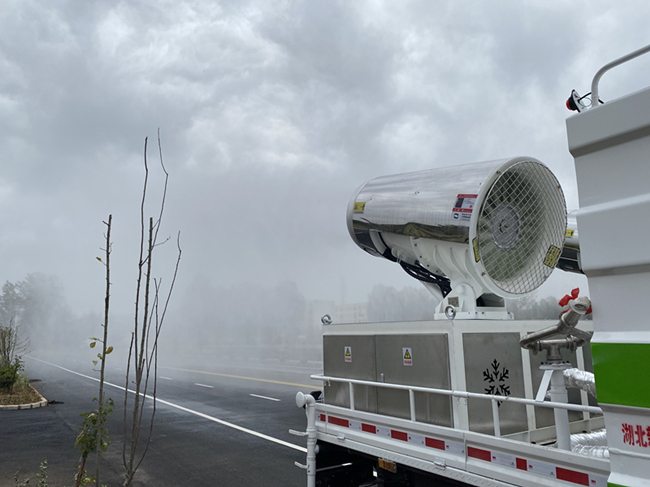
[544,245,562,268]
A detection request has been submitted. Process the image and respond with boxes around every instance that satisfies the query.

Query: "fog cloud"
[1,1,648,327]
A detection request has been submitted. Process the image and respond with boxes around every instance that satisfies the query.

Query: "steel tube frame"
[491,399,501,437]
[590,43,650,109]
[549,367,571,450]
[312,374,602,443]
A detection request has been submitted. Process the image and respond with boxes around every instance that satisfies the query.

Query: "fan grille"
[476,161,566,295]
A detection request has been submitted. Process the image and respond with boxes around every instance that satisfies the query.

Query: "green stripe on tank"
[608,483,628,487]
[592,342,650,408]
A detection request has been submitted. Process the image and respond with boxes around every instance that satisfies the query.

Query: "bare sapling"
[122,132,181,487]
[75,215,115,487]
[95,215,113,486]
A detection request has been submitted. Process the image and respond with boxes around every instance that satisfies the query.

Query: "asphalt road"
[1,355,322,486]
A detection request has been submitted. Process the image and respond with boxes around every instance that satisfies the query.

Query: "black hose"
[399,261,452,298]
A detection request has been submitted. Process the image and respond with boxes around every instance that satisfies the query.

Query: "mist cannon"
[347,157,567,319]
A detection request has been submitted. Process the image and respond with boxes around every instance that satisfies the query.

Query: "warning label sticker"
[452,194,477,222]
[403,347,413,366]
[353,202,366,213]
[543,245,561,268]
[472,238,480,262]
[344,346,352,363]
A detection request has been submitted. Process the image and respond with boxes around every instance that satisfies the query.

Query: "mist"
[1,1,646,365]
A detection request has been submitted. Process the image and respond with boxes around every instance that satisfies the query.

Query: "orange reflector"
[378,458,397,473]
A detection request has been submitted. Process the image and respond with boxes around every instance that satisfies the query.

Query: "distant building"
[333,302,368,324]
[303,300,369,327]
[304,299,336,330]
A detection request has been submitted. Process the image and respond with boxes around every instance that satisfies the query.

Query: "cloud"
[0,0,647,316]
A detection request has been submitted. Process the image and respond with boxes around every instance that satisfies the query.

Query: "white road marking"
[27,357,307,453]
[250,394,280,402]
[195,383,214,389]
[160,376,173,380]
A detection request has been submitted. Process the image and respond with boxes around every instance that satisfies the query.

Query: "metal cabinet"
[375,334,452,427]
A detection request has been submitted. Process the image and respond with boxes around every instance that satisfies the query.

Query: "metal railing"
[591,43,650,109]
[311,374,602,439]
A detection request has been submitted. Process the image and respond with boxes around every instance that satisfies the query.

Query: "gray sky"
[1,1,649,315]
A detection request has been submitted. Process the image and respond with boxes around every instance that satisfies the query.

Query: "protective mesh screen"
[476,161,566,295]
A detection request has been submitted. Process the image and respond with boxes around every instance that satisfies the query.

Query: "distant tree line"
[367,284,437,322]
[0,272,587,368]
[0,273,96,354]
[367,284,580,321]
[167,276,310,364]
[168,277,590,367]
[0,274,66,329]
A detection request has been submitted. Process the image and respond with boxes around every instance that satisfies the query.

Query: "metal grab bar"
[312,373,602,438]
[491,399,501,437]
[591,43,650,109]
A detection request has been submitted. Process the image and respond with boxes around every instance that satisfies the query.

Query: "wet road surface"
[1,355,322,486]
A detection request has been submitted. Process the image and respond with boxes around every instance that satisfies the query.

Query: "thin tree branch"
[95,214,112,487]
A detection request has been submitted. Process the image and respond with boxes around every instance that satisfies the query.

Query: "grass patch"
[0,383,42,405]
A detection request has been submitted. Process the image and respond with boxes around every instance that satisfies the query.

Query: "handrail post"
[409,389,416,422]
[292,392,317,487]
[491,399,501,437]
[549,368,571,450]
[590,43,650,109]
[349,382,355,411]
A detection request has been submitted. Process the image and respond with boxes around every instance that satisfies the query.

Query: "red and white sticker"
[491,451,517,468]
[322,413,606,487]
[452,194,477,222]
[349,420,363,431]
[407,433,425,446]
[467,444,605,486]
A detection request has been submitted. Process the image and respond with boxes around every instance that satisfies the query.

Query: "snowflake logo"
[482,359,510,406]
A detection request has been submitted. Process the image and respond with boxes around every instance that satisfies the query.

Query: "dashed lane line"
[250,394,281,402]
[195,383,214,388]
[27,357,307,453]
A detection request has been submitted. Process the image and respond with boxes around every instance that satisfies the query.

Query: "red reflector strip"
[467,446,491,462]
[328,416,349,427]
[425,437,445,450]
[317,414,600,484]
[556,467,589,486]
[391,430,408,442]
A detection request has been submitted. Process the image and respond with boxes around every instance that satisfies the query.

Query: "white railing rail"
[591,43,650,109]
[311,374,602,439]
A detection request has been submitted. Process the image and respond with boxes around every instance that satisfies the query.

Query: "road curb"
[0,388,48,410]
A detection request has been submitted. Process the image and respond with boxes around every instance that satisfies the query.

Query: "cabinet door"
[463,332,527,435]
[375,334,452,427]
[323,335,377,413]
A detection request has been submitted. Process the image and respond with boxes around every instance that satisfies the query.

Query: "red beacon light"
[566,89,583,112]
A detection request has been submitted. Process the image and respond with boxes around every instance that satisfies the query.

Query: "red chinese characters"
[621,423,650,447]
